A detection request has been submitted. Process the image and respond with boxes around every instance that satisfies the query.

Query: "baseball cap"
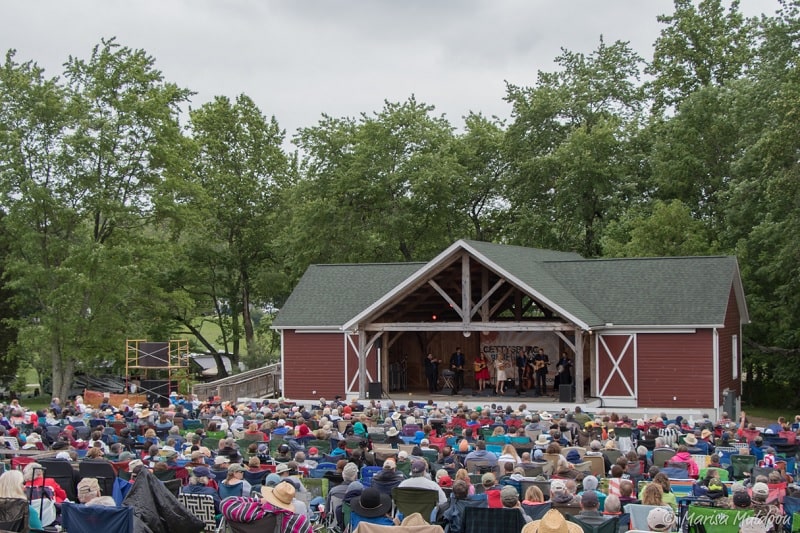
[481,472,496,486]
[550,479,567,493]
[752,482,769,499]
[308,447,319,456]
[382,459,396,470]
[411,460,426,475]
[647,507,675,532]
[227,463,246,474]
[581,490,599,508]
[500,485,518,505]
[192,466,212,478]
[733,491,752,508]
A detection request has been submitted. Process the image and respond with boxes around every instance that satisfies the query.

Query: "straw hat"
[386,427,399,437]
[521,509,582,533]
[261,482,296,512]
[700,429,713,440]
[535,434,550,446]
[684,433,698,446]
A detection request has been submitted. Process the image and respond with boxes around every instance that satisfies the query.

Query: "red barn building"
[272,240,748,414]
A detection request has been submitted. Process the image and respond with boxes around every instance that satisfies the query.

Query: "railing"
[192,363,280,402]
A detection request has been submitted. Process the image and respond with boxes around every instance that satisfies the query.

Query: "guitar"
[534,359,550,371]
[474,360,486,372]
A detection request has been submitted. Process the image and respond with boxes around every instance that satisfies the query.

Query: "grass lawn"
[739,405,796,427]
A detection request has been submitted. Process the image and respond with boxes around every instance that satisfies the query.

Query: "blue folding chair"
[360,466,382,487]
[62,501,134,533]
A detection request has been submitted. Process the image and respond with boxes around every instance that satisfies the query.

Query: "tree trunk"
[51,343,75,401]
[241,272,259,362]
[181,319,229,379]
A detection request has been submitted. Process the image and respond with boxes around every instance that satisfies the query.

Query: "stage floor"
[376,387,596,412]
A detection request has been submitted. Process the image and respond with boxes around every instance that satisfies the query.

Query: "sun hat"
[700,429,713,440]
[647,507,676,532]
[540,412,552,421]
[684,433,698,446]
[275,463,291,474]
[351,487,392,518]
[391,412,401,420]
[521,508,583,533]
[214,455,230,465]
[261,482,296,512]
[386,427,399,437]
[535,434,550,445]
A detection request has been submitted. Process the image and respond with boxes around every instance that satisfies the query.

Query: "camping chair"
[465,459,496,475]
[218,481,245,499]
[226,514,278,533]
[686,504,753,533]
[162,478,182,497]
[301,477,329,501]
[243,469,270,486]
[391,487,440,524]
[179,493,217,532]
[523,501,552,521]
[568,514,620,533]
[360,466,382,488]
[584,455,605,477]
[78,460,118,496]
[652,449,676,468]
[520,480,550,500]
[308,439,332,455]
[463,506,528,533]
[0,497,28,533]
[602,449,622,465]
[698,467,729,481]
[624,504,670,531]
[62,500,135,533]
[730,454,756,480]
[39,459,78,502]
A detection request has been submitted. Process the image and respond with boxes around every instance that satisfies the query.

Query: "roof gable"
[272,262,425,328]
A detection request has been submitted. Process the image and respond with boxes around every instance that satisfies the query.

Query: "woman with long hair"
[454,468,475,496]
[0,470,43,530]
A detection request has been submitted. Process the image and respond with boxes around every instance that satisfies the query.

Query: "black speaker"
[559,384,574,403]
[368,382,382,399]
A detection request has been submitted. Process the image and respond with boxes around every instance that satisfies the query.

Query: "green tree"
[286,97,460,277]
[0,40,190,400]
[504,38,645,257]
[185,94,291,371]
[647,0,754,111]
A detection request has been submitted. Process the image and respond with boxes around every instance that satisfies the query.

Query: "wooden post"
[575,330,585,403]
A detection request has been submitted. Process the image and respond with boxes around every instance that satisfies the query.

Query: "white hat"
[214,455,231,465]
[540,411,552,421]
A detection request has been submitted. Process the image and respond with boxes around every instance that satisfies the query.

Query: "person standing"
[474,352,491,393]
[515,351,527,394]
[495,355,509,395]
[449,347,465,395]
[424,353,441,394]
[534,347,550,396]
[554,351,572,390]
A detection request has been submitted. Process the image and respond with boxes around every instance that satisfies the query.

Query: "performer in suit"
[474,353,490,392]
[424,353,441,394]
[534,347,550,396]
[515,351,527,394]
[449,347,466,395]
[554,351,573,390]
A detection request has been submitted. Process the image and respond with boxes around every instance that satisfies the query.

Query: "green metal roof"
[272,262,426,328]
[542,256,739,327]
[274,240,744,329]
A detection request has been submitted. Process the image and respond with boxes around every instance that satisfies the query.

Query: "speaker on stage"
[559,384,574,403]
[368,382,382,399]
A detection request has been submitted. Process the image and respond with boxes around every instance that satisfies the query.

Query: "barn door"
[596,334,637,404]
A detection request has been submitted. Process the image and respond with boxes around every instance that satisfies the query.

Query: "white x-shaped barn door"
[597,334,636,398]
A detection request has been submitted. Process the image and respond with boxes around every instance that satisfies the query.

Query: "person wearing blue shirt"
[349,488,396,530]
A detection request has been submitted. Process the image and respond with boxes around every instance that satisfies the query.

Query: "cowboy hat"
[350,487,392,518]
[386,427,399,437]
[700,429,712,440]
[540,411,552,421]
[261,482,296,512]
[521,508,582,533]
[535,434,550,445]
[684,433,698,446]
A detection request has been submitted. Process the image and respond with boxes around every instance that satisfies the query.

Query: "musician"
[554,351,572,390]
[515,351,527,394]
[474,352,490,392]
[494,355,509,395]
[424,353,441,394]
[533,347,550,396]
[449,347,466,395]
[522,347,536,393]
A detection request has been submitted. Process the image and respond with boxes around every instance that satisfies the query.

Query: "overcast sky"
[1,1,780,143]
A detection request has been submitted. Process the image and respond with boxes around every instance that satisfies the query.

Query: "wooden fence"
[192,363,280,402]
